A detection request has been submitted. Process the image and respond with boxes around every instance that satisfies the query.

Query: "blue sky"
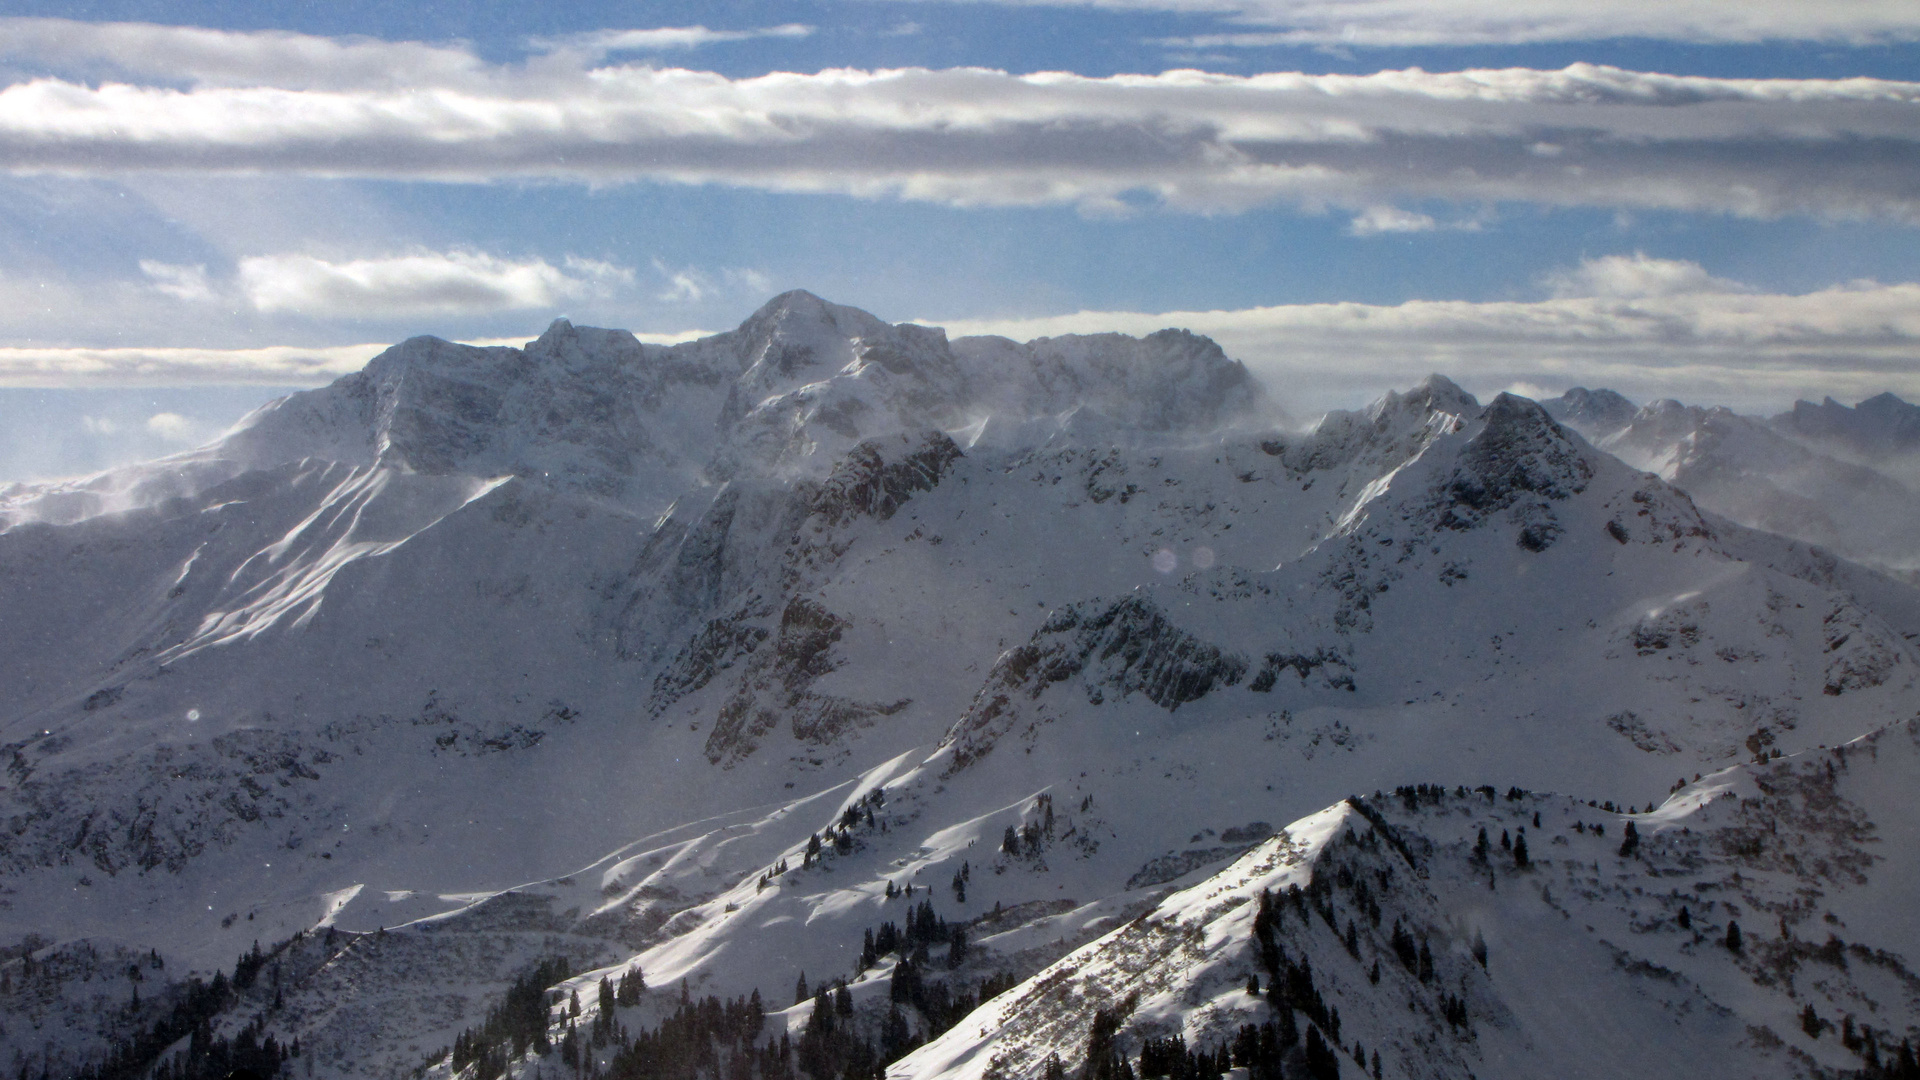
[1,0,1919,479]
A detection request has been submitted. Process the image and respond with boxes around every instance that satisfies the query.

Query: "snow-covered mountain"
[1546,390,1920,575]
[1775,393,1920,461]
[3,294,1918,1080]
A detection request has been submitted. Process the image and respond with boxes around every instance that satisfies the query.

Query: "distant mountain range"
[1543,386,1920,575]
[2,293,1916,1080]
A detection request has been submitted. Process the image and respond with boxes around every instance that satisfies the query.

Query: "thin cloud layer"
[963,0,1920,47]
[236,252,633,317]
[533,25,815,59]
[12,257,1917,411]
[929,258,1920,412]
[0,18,489,91]
[0,327,721,388]
[0,21,1917,220]
[0,343,384,387]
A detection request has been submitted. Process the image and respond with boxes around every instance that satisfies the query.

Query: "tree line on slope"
[36,931,345,1080]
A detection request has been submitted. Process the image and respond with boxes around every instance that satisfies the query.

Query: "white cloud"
[1348,205,1485,236]
[1347,206,1435,235]
[0,343,383,387]
[138,260,218,302]
[927,258,1920,412]
[533,25,814,58]
[144,411,197,440]
[81,415,117,434]
[0,22,1915,222]
[1545,252,1749,299]
[1057,0,1920,47]
[235,251,633,317]
[651,261,773,304]
[0,18,488,91]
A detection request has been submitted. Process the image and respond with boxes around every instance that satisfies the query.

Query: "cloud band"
[930,262,1920,411]
[0,21,1916,220]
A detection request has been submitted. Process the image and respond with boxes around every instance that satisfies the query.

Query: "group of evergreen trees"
[1832,1014,1920,1079]
[859,900,968,973]
[1248,887,1346,1066]
[1135,1031,1229,1080]
[1385,921,1433,984]
[450,957,577,1079]
[56,933,330,1080]
[1088,1011,1344,1080]
[577,987,783,1080]
[527,892,1020,1080]
[796,790,889,872]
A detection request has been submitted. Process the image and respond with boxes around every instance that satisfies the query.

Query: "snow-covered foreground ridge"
[1,292,1918,1080]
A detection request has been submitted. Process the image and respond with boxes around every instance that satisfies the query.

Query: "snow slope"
[897,719,1920,1080]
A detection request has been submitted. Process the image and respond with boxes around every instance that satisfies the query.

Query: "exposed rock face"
[643,430,966,743]
[0,727,334,876]
[807,431,964,529]
[956,329,1267,432]
[1269,374,1475,479]
[1541,386,1638,439]
[1430,393,1594,550]
[941,596,1248,773]
[1247,648,1355,693]
[702,596,912,767]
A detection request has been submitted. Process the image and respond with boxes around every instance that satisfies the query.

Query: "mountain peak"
[1775,391,1920,456]
[1387,373,1480,420]
[1540,386,1638,439]
[739,289,892,342]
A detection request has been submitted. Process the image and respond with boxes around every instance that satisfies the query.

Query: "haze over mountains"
[1543,388,1920,576]
[2,292,1918,1080]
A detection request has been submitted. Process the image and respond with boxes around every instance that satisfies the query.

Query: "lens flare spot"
[1152,548,1177,574]
[1193,546,1216,569]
